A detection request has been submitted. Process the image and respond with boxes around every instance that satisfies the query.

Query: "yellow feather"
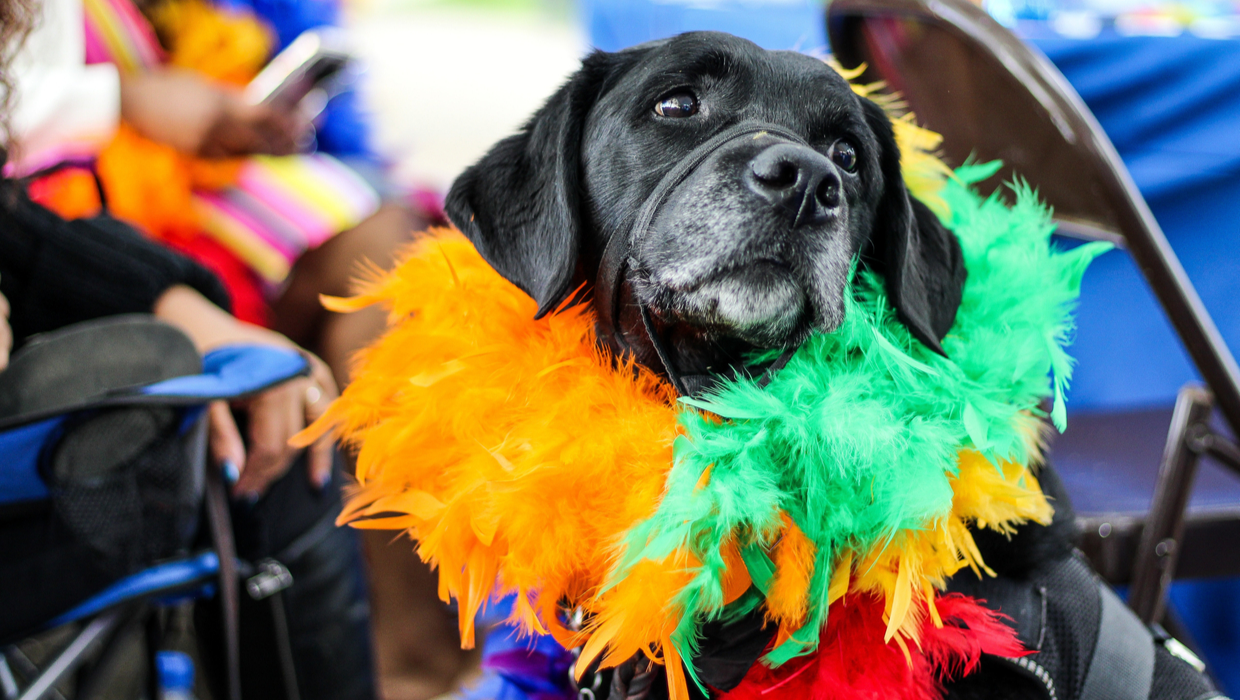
[884,556,913,643]
[827,549,853,606]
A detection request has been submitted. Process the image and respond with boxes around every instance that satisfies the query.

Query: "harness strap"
[204,465,242,700]
[596,121,809,396]
[1080,583,1154,700]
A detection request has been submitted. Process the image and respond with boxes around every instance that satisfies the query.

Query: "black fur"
[859,99,965,355]
[444,49,644,317]
[446,32,966,371]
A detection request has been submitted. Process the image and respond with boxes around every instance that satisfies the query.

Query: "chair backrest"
[825,0,1240,436]
[0,317,310,509]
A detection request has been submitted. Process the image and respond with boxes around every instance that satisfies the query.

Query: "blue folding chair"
[0,316,309,700]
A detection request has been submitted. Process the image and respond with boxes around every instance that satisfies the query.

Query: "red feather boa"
[721,594,1026,700]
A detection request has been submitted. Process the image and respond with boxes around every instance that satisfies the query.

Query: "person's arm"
[120,69,308,158]
[0,198,231,342]
[7,0,306,170]
[0,196,335,496]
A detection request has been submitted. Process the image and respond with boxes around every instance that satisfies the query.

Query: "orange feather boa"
[298,230,1054,698]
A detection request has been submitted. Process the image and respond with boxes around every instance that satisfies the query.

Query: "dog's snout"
[748,143,841,227]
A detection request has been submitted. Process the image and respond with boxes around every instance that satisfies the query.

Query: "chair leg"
[74,608,150,700]
[1,653,20,700]
[15,609,128,700]
[144,607,164,700]
[204,461,241,700]
[1129,384,1213,623]
[2,649,63,700]
[268,589,302,700]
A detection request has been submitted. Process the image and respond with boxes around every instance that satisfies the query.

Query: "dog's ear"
[445,49,637,318]
[860,98,966,356]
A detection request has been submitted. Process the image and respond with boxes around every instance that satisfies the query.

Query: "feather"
[766,513,817,630]
[300,102,1108,698]
[722,593,1025,700]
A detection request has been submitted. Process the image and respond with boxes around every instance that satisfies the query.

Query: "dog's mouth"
[662,257,792,292]
[634,258,809,349]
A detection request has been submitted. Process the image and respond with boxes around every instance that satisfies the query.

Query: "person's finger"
[301,361,336,488]
[0,323,11,373]
[252,106,307,156]
[207,401,246,485]
[200,110,265,158]
[227,101,305,156]
[0,290,12,372]
[196,98,289,158]
[308,433,334,489]
[233,385,300,498]
[304,358,338,420]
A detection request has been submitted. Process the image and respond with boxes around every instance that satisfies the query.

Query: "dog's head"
[446,32,965,390]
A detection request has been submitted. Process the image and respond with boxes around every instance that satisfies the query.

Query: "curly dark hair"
[1,0,38,172]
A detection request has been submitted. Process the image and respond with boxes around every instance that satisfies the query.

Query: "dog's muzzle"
[595,121,806,397]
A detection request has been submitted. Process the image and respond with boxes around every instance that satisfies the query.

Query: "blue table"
[1032,34,1240,693]
[582,0,828,56]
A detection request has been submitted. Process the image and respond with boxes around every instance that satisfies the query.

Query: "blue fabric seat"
[0,331,308,698]
[0,343,308,508]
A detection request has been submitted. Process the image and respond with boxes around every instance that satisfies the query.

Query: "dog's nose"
[747,143,841,227]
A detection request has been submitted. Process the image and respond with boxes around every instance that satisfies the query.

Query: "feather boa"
[300,105,1109,699]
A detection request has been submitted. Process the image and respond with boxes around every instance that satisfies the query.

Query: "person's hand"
[153,285,338,498]
[0,290,11,372]
[207,351,338,498]
[120,68,309,158]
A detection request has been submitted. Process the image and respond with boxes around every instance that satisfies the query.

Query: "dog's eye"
[654,92,698,118]
[831,141,858,173]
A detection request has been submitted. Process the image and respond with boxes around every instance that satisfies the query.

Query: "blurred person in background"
[12,0,415,394]
[0,0,378,695]
[5,0,473,694]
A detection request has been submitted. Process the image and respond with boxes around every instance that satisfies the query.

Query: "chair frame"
[0,471,236,700]
[826,0,1240,624]
[0,337,310,700]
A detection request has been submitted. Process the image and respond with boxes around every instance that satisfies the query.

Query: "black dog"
[444,31,1222,700]
[447,31,962,395]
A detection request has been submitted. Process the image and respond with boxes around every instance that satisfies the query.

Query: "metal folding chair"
[824,0,1240,631]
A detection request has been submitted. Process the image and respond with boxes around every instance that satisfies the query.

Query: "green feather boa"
[610,163,1112,672]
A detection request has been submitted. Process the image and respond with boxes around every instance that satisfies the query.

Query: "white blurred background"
[347,0,586,192]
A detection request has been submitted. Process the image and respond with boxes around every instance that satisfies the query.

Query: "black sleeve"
[0,192,232,347]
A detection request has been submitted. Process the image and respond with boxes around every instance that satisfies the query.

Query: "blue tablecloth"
[583,0,828,56]
[1034,36,1240,412]
[1034,35,1240,694]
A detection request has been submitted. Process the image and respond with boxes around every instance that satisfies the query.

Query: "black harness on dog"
[947,550,1225,700]
[594,120,806,397]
